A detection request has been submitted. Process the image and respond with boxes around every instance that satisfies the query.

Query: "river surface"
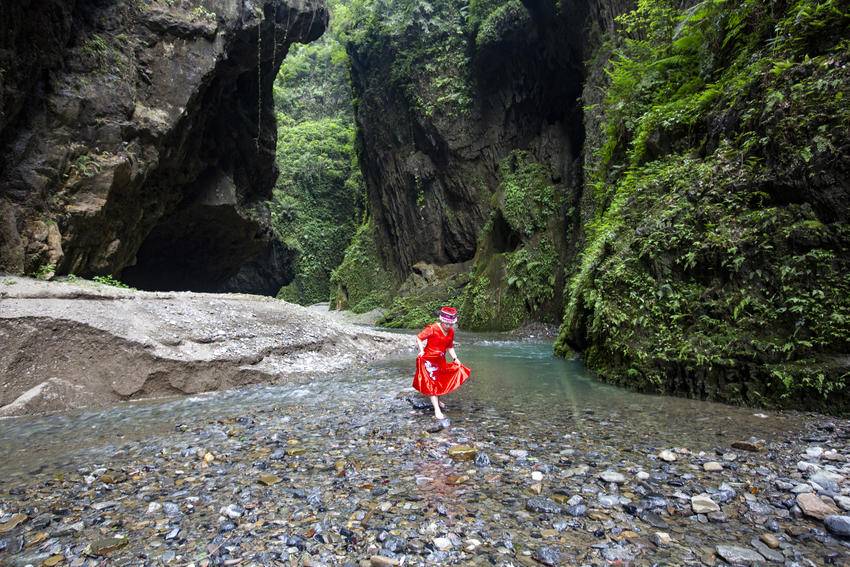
[1,335,848,565]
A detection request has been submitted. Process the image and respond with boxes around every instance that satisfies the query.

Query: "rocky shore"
[0,277,410,417]
[1,346,849,566]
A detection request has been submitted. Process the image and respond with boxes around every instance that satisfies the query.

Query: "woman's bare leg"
[430,396,445,420]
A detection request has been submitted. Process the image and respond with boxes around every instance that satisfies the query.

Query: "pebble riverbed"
[1,337,849,566]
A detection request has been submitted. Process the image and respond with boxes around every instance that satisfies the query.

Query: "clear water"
[0,333,807,481]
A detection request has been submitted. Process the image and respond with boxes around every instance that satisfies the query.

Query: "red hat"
[439,306,458,324]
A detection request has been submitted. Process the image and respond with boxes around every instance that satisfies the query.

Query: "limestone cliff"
[0,0,327,295]
[338,0,850,412]
[340,0,629,329]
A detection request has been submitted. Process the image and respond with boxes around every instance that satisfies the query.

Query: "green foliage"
[460,269,526,331]
[271,117,363,305]
[33,263,56,281]
[499,151,559,236]
[559,0,850,409]
[379,293,460,329]
[337,0,475,119]
[329,221,395,312]
[475,0,529,47]
[93,275,133,289]
[505,238,557,312]
[270,7,365,306]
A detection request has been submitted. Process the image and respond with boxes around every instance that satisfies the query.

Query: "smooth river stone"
[824,515,850,537]
[797,493,839,520]
[599,470,627,484]
[691,494,720,514]
[715,545,765,564]
[448,445,477,461]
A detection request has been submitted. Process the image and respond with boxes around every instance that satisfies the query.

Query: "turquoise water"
[0,334,806,479]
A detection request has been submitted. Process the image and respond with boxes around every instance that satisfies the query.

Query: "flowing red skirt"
[412,355,471,397]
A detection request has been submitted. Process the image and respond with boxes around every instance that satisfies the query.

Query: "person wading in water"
[413,306,471,420]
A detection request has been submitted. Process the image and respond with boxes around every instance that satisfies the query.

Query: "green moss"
[558,0,850,410]
[379,292,461,329]
[475,0,530,47]
[499,150,560,236]
[329,221,396,313]
[505,237,557,313]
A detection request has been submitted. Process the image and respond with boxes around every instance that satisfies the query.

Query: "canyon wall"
[0,0,328,294]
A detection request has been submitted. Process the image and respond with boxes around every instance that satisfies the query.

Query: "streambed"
[1,335,848,565]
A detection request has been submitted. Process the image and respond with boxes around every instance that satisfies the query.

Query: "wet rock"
[640,511,669,529]
[474,452,491,467]
[220,504,244,519]
[810,470,844,492]
[532,471,544,482]
[510,449,529,459]
[383,535,405,553]
[601,545,633,562]
[258,474,280,486]
[652,532,672,546]
[658,450,677,462]
[146,502,162,515]
[703,461,723,472]
[715,544,765,565]
[533,545,562,565]
[432,537,452,551]
[691,494,720,514]
[597,494,619,508]
[760,533,780,549]
[85,537,128,556]
[370,556,401,567]
[732,440,763,452]
[599,471,626,484]
[750,538,784,562]
[824,515,850,537]
[527,498,562,514]
[406,397,431,410]
[0,513,27,533]
[715,483,737,504]
[797,493,839,520]
[566,504,587,517]
[447,445,477,461]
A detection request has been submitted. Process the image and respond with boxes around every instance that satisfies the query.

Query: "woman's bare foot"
[430,396,445,420]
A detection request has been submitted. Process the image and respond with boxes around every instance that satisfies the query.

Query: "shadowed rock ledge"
[0,0,327,294]
[0,277,410,416]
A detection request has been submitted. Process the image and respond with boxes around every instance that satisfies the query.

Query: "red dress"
[413,323,471,396]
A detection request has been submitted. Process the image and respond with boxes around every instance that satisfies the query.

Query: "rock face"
[0,0,327,294]
[0,277,408,416]
[339,0,628,330]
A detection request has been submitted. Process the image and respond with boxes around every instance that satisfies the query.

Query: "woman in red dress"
[413,306,471,420]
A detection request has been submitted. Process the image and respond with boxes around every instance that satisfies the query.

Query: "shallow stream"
[1,335,848,565]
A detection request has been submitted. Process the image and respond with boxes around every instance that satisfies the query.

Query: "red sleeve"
[417,324,434,341]
[447,328,454,349]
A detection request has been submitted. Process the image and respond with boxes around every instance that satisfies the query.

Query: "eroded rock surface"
[0,0,327,294]
[0,277,409,416]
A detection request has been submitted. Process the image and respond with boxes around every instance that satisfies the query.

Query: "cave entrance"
[120,170,291,295]
[490,210,522,253]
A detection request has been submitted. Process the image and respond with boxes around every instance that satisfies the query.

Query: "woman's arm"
[448,347,460,364]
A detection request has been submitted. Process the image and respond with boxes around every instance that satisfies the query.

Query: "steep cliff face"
[340,0,629,329]
[340,0,850,411]
[0,0,327,294]
[556,0,850,412]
